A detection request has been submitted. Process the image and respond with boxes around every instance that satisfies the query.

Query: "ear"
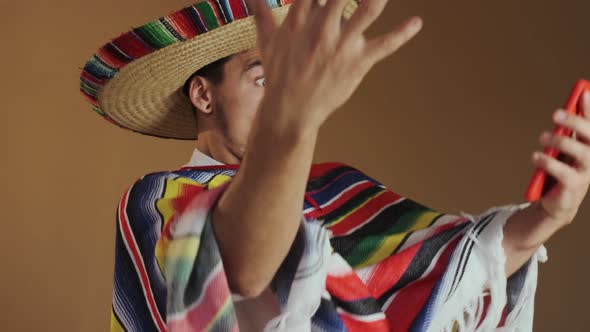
[188,75,214,115]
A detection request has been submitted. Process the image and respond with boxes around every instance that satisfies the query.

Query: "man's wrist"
[503,200,559,252]
[254,97,320,148]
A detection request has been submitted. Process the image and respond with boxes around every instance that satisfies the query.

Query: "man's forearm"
[212,99,319,298]
[502,200,558,277]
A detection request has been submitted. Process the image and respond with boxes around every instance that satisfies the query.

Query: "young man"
[80,0,590,330]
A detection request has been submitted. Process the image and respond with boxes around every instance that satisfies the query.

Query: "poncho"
[110,162,547,332]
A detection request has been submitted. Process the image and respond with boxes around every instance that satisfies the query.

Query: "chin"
[228,142,247,162]
[235,147,246,162]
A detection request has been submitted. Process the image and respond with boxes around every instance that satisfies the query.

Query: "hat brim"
[81,0,358,140]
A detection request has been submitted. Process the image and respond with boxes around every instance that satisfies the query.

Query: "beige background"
[1,0,588,330]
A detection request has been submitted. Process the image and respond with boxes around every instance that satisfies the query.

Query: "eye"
[255,77,266,87]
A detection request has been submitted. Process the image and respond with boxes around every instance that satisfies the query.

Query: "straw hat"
[80,0,359,140]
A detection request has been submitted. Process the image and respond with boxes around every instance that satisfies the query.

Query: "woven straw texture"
[81,0,359,139]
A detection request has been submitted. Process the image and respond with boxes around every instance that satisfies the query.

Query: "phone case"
[525,78,590,202]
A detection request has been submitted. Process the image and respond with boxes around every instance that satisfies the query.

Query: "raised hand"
[246,0,423,132]
[535,91,590,226]
[503,91,590,276]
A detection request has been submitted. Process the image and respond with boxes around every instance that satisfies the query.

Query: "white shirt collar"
[184,147,224,167]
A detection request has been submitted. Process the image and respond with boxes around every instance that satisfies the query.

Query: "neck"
[195,131,243,165]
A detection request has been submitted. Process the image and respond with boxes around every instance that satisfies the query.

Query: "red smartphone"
[525,78,590,202]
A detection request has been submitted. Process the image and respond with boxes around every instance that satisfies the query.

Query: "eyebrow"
[243,60,262,73]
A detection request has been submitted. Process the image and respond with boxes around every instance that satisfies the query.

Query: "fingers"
[246,0,278,48]
[581,91,590,118]
[532,150,578,188]
[285,0,314,30]
[342,0,389,38]
[322,0,350,32]
[552,108,590,143]
[539,131,590,173]
[364,16,422,65]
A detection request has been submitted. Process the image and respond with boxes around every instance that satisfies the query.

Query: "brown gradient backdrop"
[0,0,588,330]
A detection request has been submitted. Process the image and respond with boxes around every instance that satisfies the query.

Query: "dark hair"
[182,54,234,99]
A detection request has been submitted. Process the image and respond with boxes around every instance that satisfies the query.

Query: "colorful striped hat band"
[80,0,359,140]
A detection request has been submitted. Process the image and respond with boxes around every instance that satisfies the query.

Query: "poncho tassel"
[426,203,548,332]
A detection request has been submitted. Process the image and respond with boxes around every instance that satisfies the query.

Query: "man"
[80,0,590,330]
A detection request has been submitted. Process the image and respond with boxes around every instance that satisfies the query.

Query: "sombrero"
[80,0,359,140]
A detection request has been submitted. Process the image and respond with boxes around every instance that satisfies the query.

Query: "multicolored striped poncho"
[110,162,547,331]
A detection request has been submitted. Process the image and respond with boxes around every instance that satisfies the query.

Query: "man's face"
[208,48,265,159]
